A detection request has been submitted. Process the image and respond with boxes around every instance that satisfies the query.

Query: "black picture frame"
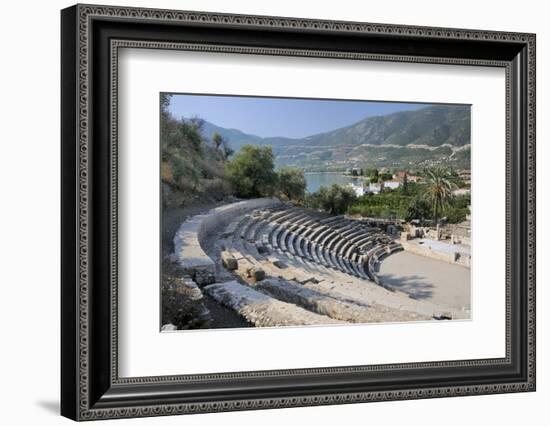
[61,4,536,421]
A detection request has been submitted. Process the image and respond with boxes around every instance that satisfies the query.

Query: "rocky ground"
[161,200,252,330]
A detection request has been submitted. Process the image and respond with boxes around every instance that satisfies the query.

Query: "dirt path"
[162,203,221,257]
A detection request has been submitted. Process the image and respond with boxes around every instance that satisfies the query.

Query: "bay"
[304,172,363,193]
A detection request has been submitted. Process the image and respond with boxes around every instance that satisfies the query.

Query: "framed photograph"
[61,4,536,421]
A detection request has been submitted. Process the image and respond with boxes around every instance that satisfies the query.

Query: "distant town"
[341,167,471,198]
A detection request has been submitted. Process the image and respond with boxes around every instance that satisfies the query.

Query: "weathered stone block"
[246,266,266,281]
[193,269,216,286]
[221,251,238,270]
[271,259,286,269]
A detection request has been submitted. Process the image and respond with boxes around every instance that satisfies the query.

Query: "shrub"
[405,197,432,222]
[442,206,469,224]
[305,184,357,215]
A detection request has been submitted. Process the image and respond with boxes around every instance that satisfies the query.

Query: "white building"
[348,183,365,197]
[384,180,401,190]
[368,183,382,194]
[453,188,471,196]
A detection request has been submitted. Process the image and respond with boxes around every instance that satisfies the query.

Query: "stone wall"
[401,240,471,268]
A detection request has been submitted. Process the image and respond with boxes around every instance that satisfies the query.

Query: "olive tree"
[225,145,278,198]
[277,167,307,201]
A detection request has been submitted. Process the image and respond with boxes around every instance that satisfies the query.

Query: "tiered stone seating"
[221,205,402,284]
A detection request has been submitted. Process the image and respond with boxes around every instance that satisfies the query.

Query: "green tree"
[364,168,379,179]
[442,206,469,224]
[170,118,203,154]
[405,197,431,222]
[402,173,408,195]
[277,167,307,201]
[423,167,457,224]
[451,194,470,209]
[306,184,357,215]
[225,145,278,198]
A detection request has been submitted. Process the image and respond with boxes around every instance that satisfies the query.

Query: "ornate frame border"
[109,40,512,384]
[61,3,536,421]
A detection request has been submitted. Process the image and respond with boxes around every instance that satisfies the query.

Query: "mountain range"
[199,105,471,171]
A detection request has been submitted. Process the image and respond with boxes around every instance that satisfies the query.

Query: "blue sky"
[167,94,428,139]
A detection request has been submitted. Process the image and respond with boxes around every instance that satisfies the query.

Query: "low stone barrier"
[204,281,343,327]
[221,251,238,270]
[257,278,379,323]
[401,240,470,267]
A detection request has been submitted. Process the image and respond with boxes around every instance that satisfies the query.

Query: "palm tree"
[423,167,457,224]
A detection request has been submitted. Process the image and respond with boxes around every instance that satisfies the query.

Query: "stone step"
[347,230,371,245]
[340,225,362,238]
[307,224,328,242]
[307,240,321,264]
[235,215,252,239]
[316,244,331,268]
[204,281,343,327]
[349,258,363,278]
[243,217,263,242]
[319,215,344,225]
[252,220,270,243]
[278,228,290,251]
[270,209,304,224]
[266,208,294,223]
[294,234,306,258]
[222,220,240,238]
[256,278,378,323]
[323,230,342,253]
[287,232,297,256]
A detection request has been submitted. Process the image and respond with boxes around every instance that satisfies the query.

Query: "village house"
[368,182,382,194]
[393,170,421,183]
[453,188,471,196]
[384,180,401,190]
[348,183,366,197]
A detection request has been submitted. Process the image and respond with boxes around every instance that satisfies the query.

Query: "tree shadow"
[376,273,434,300]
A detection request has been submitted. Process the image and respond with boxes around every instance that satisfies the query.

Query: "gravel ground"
[377,251,471,314]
